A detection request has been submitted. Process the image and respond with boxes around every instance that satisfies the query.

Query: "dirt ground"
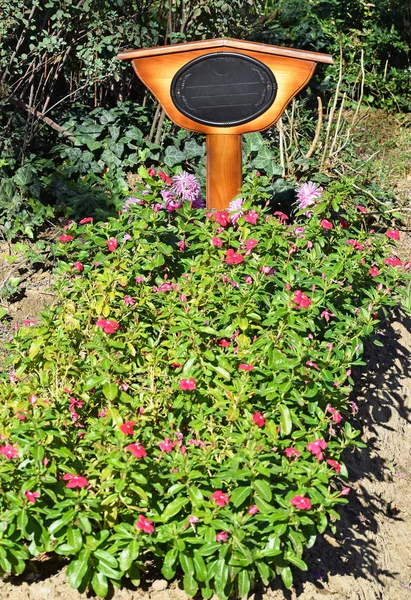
[0,232,410,600]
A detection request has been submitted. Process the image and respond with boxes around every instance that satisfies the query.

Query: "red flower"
[239,363,254,371]
[126,443,147,458]
[274,211,289,221]
[244,210,259,225]
[252,412,265,427]
[107,237,118,251]
[290,495,311,510]
[293,290,311,309]
[356,205,368,213]
[219,339,231,348]
[386,229,400,240]
[79,217,93,225]
[120,421,135,435]
[159,171,172,185]
[96,319,119,334]
[215,211,230,227]
[73,261,84,272]
[24,490,40,503]
[285,447,301,459]
[62,474,89,489]
[320,219,333,230]
[326,459,341,473]
[225,249,244,264]
[384,256,402,267]
[212,237,223,247]
[59,235,74,243]
[216,531,229,542]
[179,378,196,391]
[339,218,350,229]
[248,505,259,515]
[369,266,379,277]
[136,514,155,533]
[211,490,230,507]
[148,168,156,177]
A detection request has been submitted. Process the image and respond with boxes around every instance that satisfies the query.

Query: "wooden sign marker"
[117,38,333,210]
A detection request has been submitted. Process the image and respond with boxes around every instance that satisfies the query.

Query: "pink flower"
[136,514,155,533]
[135,276,144,283]
[179,378,196,391]
[24,490,40,503]
[212,237,223,247]
[225,249,244,264]
[245,276,253,284]
[285,447,301,459]
[219,339,231,348]
[216,531,229,543]
[148,168,156,177]
[120,421,135,435]
[369,266,379,277]
[326,404,342,423]
[320,219,333,230]
[0,444,19,460]
[107,237,118,251]
[306,360,320,371]
[248,505,259,515]
[326,459,341,473]
[124,295,135,305]
[296,182,323,210]
[239,363,254,371]
[290,495,312,510]
[79,217,93,225]
[159,437,176,453]
[340,487,350,496]
[126,443,147,458]
[245,238,258,255]
[29,394,37,406]
[214,211,230,227]
[96,319,119,334]
[252,412,265,427]
[386,230,400,240]
[356,205,367,213]
[59,235,74,243]
[159,171,172,185]
[177,239,188,251]
[188,515,199,524]
[211,490,230,507]
[172,172,201,202]
[179,293,187,303]
[73,261,84,272]
[244,210,259,225]
[293,290,311,308]
[321,309,335,322]
[62,474,89,489]
[307,439,328,461]
[274,211,289,221]
[384,256,402,267]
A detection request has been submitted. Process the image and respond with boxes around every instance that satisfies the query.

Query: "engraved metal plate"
[171,52,277,127]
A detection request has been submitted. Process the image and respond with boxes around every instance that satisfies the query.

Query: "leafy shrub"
[0,172,407,598]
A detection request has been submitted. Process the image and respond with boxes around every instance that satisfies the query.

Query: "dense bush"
[0,172,407,598]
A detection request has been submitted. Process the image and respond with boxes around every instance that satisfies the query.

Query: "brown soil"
[0,234,410,600]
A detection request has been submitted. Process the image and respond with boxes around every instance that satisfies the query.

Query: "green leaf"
[162,497,189,522]
[66,550,91,589]
[214,559,229,597]
[91,570,108,598]
[279,404,292,435]
[237,570,251,598]
[230,486,251,508]
[193,553,208,582]
[198,542,221,557]
[252,480,272,502]
[164,145,186,167]
[103,382,118,401]
[286,553,307,571]
[281,566,293,588]
[183,573,199,596]
[93,549,118,569]
[119,539,139,572]
[179,552,194,575]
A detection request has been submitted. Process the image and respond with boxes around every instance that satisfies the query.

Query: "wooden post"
[206,134,242,210]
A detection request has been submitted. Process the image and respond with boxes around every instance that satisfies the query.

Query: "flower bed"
[0,171,408,599]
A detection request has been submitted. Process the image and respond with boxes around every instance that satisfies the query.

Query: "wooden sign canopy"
[117,38,333,210]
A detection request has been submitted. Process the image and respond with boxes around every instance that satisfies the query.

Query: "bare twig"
[321,42,343,167]
[305,96,323,158]
[9,97,77,143]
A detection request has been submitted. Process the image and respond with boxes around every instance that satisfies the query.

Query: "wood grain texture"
[206,134,242,210]
[129,48,317,135]
[117,37,334,65]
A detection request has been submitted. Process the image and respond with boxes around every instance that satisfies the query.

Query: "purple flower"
[228,198,244,223]
[191,194,205,209]
[172,172,201,202]
[123,196,144,213]
[296,182,323,211]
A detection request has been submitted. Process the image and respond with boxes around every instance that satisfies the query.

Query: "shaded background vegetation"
[0,0,410,237]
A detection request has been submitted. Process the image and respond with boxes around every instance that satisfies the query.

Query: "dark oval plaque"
[171,52,277,127]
